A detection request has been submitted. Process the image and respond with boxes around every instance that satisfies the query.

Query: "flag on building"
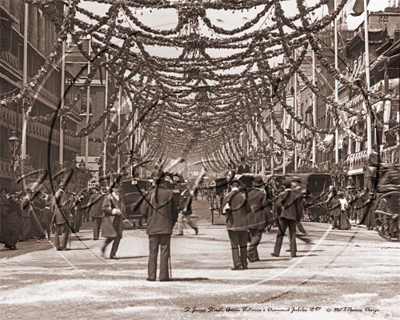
[325,0,370,16]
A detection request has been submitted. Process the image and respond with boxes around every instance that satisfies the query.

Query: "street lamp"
[8,130,19,189]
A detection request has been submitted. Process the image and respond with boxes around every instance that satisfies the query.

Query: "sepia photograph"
[0,0,399,319]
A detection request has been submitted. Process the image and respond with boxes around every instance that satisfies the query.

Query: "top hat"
[252,176,264,187]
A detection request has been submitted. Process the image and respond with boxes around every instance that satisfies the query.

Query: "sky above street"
[75,0,391,66]
[78,0,391,31]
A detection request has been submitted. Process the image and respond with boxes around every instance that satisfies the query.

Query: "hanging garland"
[1,0,397,169]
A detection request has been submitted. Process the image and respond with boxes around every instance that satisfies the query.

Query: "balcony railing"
[346,150,368,167]
[0,51,21,72]
[0,108,80,151]
[35,85,59,106]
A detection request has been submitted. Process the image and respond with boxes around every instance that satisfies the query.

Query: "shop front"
[347,167,365,190]
[345,150,369,190]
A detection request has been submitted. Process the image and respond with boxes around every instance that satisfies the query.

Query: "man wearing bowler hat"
[247,176,270,262]
[221,179,251,270]
[271,177,303,258]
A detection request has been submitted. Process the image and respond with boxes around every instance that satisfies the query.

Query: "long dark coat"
[247,188,269,230]
[0,197,20,247]
[101,193,124,238]
[88,193,106,218]
[140,185,178,235]
[278,190,303,222]
[221,190,251,231]
[328,197,341,217]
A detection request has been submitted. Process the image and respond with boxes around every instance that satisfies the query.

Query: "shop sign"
[348,168,364,175]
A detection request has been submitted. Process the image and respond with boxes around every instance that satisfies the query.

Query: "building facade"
[240,5,399,185]
[0,1,81,190]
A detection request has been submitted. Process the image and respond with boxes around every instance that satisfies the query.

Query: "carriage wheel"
[304,209,313,222]
[320,214,330,224]
[374,192,400,242]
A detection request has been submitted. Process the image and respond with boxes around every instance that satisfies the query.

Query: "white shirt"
[223,187,239,213]
[339,198,348,211]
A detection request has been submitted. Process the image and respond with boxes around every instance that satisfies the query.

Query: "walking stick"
[169,255,172,279]
[68,224,72,249]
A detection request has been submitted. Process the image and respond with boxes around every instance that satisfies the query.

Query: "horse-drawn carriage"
[121,175,182,228]
[370,164,400,241]
[285,173,332,223]
[265,173,331,223]
[121,178,152,223]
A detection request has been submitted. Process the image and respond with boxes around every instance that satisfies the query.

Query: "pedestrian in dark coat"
[0,192,20,250]
[140,171,179,281]
[88,188,106,240]
[30,197,45,241]
[357,192,375,230]
[101,184,124,259]
[271,178,303,258]
[221,179,251,270]
[247,177,270,262]
[20,192,32,241]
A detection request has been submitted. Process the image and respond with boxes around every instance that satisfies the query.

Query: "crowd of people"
[0,186,94,251]
[1,162,397,280]
[309,185,377,231]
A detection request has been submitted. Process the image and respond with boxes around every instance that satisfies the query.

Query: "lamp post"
[8,131,19,190]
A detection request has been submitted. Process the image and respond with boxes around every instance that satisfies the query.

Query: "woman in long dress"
[338,192,351,230]
[0,192,21,250]
[326,187,340,229]
[364,193,376,230]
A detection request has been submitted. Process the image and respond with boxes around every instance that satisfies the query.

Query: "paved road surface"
[1,199,399,320]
